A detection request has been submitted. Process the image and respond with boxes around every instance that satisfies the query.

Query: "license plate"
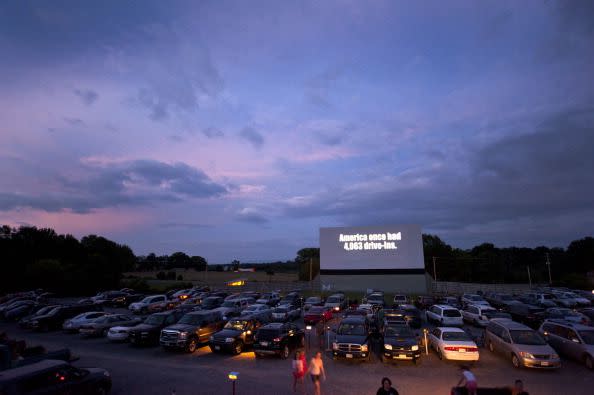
[398,354,407,359]
[458,349,466,353]
[260,341,268,346]
[214,345,220,350]
[346,353,353,358]
[541,361,550,366]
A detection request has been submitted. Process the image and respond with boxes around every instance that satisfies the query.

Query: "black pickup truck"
[128,310,185,346]
[209,318,262,354]
[160,311,224,353]
[332,316,372,361]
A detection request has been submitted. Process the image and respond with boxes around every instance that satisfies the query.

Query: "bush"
[156,271,166,280]
[167,271,176,280]
[177,274,183,281]
[119,278,150,292]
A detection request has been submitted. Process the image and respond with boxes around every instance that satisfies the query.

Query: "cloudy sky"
[1,0,593,262]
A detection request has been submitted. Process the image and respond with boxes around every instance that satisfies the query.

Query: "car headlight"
[179,332,188,339]
[519,352,534,359]
[361,344,368,352]
[225,337,235,343]
[332,342,338,350]
[552,353,559,359]
[411,345,419,351]
[384,344,392,350]
[103,371,111,377]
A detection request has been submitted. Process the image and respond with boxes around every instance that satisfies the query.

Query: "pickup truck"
[209,318,262,354]
[160,311,224,353]
[332,316,371,361]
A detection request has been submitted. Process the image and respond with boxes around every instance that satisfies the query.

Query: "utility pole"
[527,265,532,288]
[432,256,437,282]
[546,253,552,285]
[309,257,313,282]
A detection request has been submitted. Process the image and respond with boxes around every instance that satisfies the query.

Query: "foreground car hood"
[385,337,417,347]
[214,329,242,339]
[163,324,195,332]
[335,335,368,344]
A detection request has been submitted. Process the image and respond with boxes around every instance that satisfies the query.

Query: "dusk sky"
[1,0,593,263]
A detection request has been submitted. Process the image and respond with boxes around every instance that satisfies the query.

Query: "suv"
[209,318,262,354]
[213,298,251,320]
[256,292,281,307]
[332,316,372,361]
[539,320,594,369]
[199,296,225,310]
[128,295,168,314]
[381,323,420,364]
[426,305,463,326]
[506,303,545,329]
[253,323,304,359]
[485,318,560,369]
[461,304,504,327]
[29,304,99,332]
[324,293,347,312]
[0,359,111,395]
[160,311,224,353]
[128,310,185,346]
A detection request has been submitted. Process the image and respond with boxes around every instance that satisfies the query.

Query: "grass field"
[125,269,299,283]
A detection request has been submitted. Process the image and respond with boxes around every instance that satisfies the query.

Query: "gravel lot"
[2,303,593,395]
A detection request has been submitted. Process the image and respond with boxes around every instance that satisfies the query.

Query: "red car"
[304,306,333,325]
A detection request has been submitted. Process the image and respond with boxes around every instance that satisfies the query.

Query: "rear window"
[327,297,341,303]
[443,309,461,317]
[442,331,471,341]
[308,307,324,314]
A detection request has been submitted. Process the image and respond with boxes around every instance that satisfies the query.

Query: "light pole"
[546,253,552,285]
[432,256,437,282]
[228,372,239,395]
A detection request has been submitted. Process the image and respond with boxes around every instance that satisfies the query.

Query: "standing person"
[308,351,326,395]
[292,349,306,394]
[511,379,529,395]
[457,366,477,395]
[376,377,399,395]
[316,319,325,349]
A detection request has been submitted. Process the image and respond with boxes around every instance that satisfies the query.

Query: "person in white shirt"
[457,365,477,395]
[308,351,326,395]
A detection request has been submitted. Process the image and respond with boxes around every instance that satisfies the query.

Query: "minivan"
[485,318,560,369]
[539,319,594,369]
[426,305,463,326]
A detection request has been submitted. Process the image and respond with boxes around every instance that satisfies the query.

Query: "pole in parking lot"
[228,372,239,395]
[546,253,552,284]
[526,266,532,288]
[326,325,331,351]
[423,328,429,355]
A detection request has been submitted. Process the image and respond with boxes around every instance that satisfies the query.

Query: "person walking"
[308,351,326,395]
[292,349,306,394]
[511,379,529,395]
[457,366,477,395]
[376,377,399,395]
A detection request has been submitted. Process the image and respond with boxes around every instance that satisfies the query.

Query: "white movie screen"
[319,225,424,270]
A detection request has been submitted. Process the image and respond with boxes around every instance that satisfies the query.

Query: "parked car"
[324,293,347,312]
[551,292,578,308]
[539,319,594,369]
[428,327,480,362]
[107,325,133,342]
[279,293,303,308]
[128,295,169,314]
[485,293,518,309]
[303,306,333,326]
[0,359,112,395]
[209,318,263,354]
[90,291,130,306]
[392,294,408,306]
[214,298,251,320]
[543,308,590,325]
[303,297,323,311]
[415,295,435,310]
[579,308,594,322]
[381,323,421,364]
[19,305,60,329]
[365,293,386,308]
[517,294,557,309]
[506,303,545,329]
[400,304,423,329]
[240,304,272,322]
[79,314,141,337]
[110,293,145,308]
[461,305,498,327]
[332,316,372,361]
[563,292,591,307]
[485,318,560,369]
[253,322,304,359]
[271,305,301,322]
[128,310,185,346]
[461,294,490,307]
[160,310,225,353]
[62,311,109,333]
[256,292,281,307]
[439,296,462,310]
[199,296,225,311]
[29,304,99,332]
[426,305,463,326]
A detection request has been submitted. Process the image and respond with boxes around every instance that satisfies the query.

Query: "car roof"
[490,318,530,330]
[543,319,592,330]
[436,327,465,332]
[467,304,495,310]
[340,316,367,324]
[0,360,68,381]
[261,322,285,329]
[433,304,458,309]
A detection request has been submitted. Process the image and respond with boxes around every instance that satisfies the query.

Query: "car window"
[578,331,594,345]
[442,331,471,341]
[567,329,579,342]
[510,330,546,345]
[443,309,461,317]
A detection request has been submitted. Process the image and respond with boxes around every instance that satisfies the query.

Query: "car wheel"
[281,345,289,359]
[512,354,521,368]
[585,355,594,370]
[186,338,197,353]
[233,341,243,355]
[102,328,109,337]
[488,341,494,353]
[437,349,443,360]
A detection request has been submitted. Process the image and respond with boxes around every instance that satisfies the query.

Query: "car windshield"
[222,301,237,307]
[36,307,53,315]
[202,299,219,307]
[47,307,61,315]
[578,331,594,345]
[327,297,340,303]
[337,323,366,336]
[443,309,461,317]
[442,332,471,341]
[178,315,204,325]
[510,330,546,345]
[225,320,248,330]
[145,315,166,325]
[385,326,414,337]
[306,297,320,303]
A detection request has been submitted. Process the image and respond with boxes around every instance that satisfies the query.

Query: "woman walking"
[292,349,306,394]
[308,351,326,395]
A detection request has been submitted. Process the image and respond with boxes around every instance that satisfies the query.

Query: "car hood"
[514,344,556,355]
[335,334,368,344]
[163,323,196,332]
[384,336,417,347]
[32,313,54,321]
[214,329,242,339]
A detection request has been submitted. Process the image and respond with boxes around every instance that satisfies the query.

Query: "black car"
[199,296,224,310]
[18,305,61,329]
[209,318,262,354]
[253,323,304,359]
[160,310,225,353]
[332,316,372,361]
[401,305,423,329]
[0,359,111,395]
[29,304,99,332]
[381,323,421,364]
[128,310,184,346]
[110,293,145,308]
[506,303,545,329]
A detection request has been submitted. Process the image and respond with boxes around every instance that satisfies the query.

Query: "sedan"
[303,306,333,326]
[79,314,142,337]
[544,308,590,325]
[62,311,109,333]
[303,297,323,311]
[271,305,301,322]
[428,327,480,362]
[240,304,272,322]
[107,326,133,342]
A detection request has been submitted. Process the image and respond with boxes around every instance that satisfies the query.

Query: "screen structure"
[319,225,424,272]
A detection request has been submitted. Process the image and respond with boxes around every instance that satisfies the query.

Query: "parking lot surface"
[2,305,594,395]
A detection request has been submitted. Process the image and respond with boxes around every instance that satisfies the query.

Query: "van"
[485,318,560,369]
[539,319,594,369]
[426,305,463,326]
[324,293,346,312]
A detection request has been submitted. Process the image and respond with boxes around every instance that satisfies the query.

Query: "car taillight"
[444,346,458,351]
[273,337,281,342]
[465,347,478,352]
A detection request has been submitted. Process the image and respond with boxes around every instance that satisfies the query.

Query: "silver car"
[485,318,560,369]
[539,320,594,369]
[62,311,108,333]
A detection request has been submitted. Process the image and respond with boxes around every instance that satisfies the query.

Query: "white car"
[393,294,408,305]
[129,295,168,314]
[107,326,133,342]
[62,311,108,333]
[426,305,464,326]
[461,294,490,307]
[303,297,322,311]
[271,304,301,322]
[428,327,480,361]
[461,304,499,327]
[324,293,347,311]
[240,304,272,321]
[563,292,591,307]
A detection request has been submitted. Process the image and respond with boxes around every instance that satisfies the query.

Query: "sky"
[1,0,593,263]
